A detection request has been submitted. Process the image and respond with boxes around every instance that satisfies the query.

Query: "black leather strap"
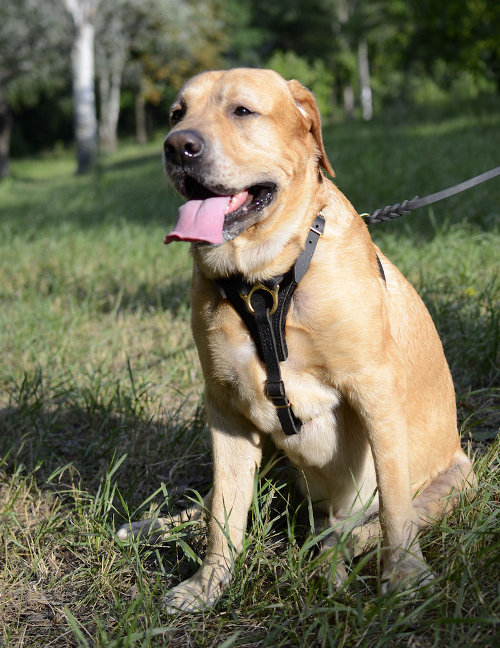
[215,213,325,435]
[294,215,326,282]
[253,299,303,435]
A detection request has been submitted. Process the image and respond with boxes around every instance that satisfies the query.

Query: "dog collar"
[215,213,326,436]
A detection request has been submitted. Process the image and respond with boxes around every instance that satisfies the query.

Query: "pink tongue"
[164,197,230,245]
[164,191,249,245]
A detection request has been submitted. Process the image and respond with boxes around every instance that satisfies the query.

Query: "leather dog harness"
[215,213,325,436]
[215,213,385,436]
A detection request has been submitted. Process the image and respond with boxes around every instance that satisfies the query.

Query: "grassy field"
[0,104,499,647]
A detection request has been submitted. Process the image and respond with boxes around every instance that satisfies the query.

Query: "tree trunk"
[70,20,98,173]
[0,85,13,178]
[99,67,121,153]
[333,2,356,121]
[343,84,355,120]
[135,90,147,145]
[358,38,373,121]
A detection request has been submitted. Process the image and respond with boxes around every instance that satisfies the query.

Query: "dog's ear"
[287,79,335,177]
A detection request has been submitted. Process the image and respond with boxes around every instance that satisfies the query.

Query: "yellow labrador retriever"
[118,68,474,612]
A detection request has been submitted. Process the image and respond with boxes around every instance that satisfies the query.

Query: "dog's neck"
[192,179,329,283]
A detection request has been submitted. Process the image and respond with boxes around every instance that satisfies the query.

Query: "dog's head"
[163,68,334,277]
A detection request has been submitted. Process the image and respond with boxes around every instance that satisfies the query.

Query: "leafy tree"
[95,0,225,151]
[0,0,69,177]
[125,0,226,144]
[267,50,334,117]
[408,0,500,91]
[223,0,333,65]
[222,0,499,118]
[5,0,499,168]
[222,0,380,118]
[318,0,400,120]
[95,0,132,153]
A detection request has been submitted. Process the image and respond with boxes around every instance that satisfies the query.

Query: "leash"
[215,213,326,436]
[361,165,500,224]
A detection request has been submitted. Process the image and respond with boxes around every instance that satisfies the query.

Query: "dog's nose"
[164,129,204,165]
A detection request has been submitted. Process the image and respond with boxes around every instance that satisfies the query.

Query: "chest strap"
[215,213,326,436]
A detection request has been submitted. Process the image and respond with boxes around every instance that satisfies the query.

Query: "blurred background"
[1,0,499,175]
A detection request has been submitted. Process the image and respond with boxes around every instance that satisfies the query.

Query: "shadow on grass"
[0,385,212,519]
[2,150,180,233]
[0,258,498,502]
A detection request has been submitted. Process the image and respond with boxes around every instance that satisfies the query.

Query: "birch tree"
[358,38,372,120]
[321,0,376,120]
[95,0,134,153]
[94,0,165,152]
[64,0,100,173]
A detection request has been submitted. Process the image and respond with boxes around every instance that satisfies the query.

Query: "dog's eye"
[233,106,254,117]
[170,108,185,125]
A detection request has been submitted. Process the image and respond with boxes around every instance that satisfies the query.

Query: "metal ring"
[240,282,279,316]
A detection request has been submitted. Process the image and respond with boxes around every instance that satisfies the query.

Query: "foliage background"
[3,0,500,157]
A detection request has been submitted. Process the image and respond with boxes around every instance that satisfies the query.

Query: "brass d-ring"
[240,282,279,316]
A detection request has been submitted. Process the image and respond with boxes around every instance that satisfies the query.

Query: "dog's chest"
[209,312,340,437]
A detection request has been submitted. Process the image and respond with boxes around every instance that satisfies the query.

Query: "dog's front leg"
[163,422,263,613]
[351,366,433,593]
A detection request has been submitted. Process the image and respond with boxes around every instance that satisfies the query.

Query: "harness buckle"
[240,282,279,316]
[266,380,292,408]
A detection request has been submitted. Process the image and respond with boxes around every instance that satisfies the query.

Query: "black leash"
[362,165,500,224]
[215,213,326,436]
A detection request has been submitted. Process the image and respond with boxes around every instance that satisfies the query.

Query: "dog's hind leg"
[412,451,476,526]
[318,452,475,585]
[349,452,475,551]
[116,489,213,543]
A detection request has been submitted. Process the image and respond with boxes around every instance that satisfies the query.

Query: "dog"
[117,68,475,612]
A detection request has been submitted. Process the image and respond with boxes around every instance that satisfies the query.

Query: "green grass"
[0,105,499,647]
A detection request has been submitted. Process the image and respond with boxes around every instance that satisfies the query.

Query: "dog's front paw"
[163,566,231,614]
[381,553,434,594]
[163,579,211,614]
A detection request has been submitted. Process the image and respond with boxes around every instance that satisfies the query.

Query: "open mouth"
[164,173,278,247]
[183,175,277,241]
